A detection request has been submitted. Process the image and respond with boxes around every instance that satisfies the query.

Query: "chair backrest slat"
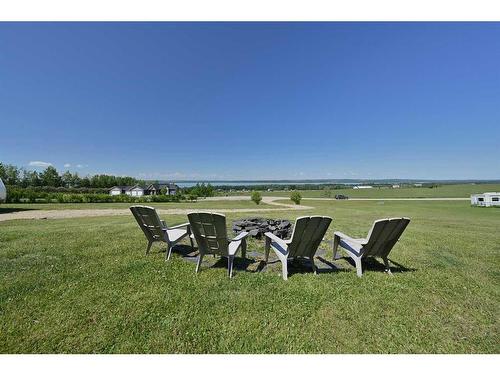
[130,205,167,242]
[188,212,229,256]
[288,216,332,258]
[363,217,410,258]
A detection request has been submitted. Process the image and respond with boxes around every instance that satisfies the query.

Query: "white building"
[470,192,500,207]
[109,185,145,197]
[353,185,373,189]
[127,185,145,197]
[392,184,400,188]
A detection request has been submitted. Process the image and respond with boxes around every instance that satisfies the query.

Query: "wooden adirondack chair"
[333,217,410,277]
[130,205,193,260]
[188,212,249,278]
[264,216,332,280]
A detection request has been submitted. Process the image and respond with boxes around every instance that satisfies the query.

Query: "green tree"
[62,171,73,187]
[80,176,91,188]
[0,163,20,185]
[21,170,41,187]
[40,166,61,187]
[251,191,262,205]
[290,191,302,205]
[71,173,81,187]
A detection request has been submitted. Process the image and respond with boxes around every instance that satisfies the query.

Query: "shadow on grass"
[170,244,259,272]
[253,255,350,276]
[0,207,37,214]
[339,256,417,274]
[154,244,416,277]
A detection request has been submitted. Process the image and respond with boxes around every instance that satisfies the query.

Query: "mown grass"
[0,199,271,212]
[227,183,500,199]
[0,200,499,353]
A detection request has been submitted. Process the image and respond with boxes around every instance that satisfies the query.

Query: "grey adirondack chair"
[187,212,249,278]
[264,216,332,280]
[130,205,193,260]
[333,217,410,277]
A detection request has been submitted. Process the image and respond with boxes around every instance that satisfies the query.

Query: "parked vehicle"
[335,194,349,200]
[0,178,6,202]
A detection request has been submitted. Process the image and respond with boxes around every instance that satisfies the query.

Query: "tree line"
[0,163,141,189]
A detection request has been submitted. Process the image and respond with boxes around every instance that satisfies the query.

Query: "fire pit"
[232,217,292,240]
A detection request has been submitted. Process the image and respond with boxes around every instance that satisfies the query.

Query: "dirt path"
[301,197,470,201]
[0,197,312,222]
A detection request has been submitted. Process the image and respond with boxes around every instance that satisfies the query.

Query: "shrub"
[186,194,197,202]
[290,191,302,205]
[251,191,262,205]
[2,187,192,204]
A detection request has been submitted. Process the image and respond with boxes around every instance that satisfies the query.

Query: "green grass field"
[0,199,499,353]
[0,199,272,212]
[225,183,500,199]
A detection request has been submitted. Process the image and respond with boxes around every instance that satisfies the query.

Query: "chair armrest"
[334,231,367,245]
[232,231,249,242]
[169,222,190,230]
[264,232,290,247]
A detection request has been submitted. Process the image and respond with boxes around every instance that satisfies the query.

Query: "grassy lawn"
[0,199,271,212]
[223,183,500,199]
[0,200,498,353]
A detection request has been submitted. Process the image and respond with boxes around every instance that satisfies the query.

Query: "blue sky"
[1,22,499,180]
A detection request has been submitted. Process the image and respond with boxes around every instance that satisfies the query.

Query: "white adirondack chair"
[130,205,193,260]
[333,217,410,277]
[188,212,249,278]
[264,216,332,280]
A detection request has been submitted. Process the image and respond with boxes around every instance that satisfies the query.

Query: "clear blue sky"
[1,22,499,180]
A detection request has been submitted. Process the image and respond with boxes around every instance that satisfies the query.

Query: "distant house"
[109,185,145,197]
[353,185,373,189]
[145,183,179,196]
[414,183,423,187]
[392,184,400,188]
[470,192,500,207]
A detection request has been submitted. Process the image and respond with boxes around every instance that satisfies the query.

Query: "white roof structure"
[470,192,500,207]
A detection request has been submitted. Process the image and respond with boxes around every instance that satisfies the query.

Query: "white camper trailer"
[0,178,6,202]
[470,192,500,207]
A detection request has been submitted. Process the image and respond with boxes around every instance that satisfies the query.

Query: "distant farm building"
[353,185,373,189]
[470,192,500,207]
[414,183,423,187]
[109,185,145,197]
[109,183,179,197]
[392,184,400,188]
[145,183,178,196]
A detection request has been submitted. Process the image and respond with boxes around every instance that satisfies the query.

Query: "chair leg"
[165,244,173,261]
[189,236,194,249]
[241,239,247,259]
[383,257,392,275]
[310,256,317,275]
[333,236,340,260]
[264,237,271,262]
[146,241,153,255]
[281,258,288,281]
[196,254,204,273]
[354,257,363,277]
[228,255,235,278]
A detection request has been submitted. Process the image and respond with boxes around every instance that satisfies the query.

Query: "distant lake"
[175,180,365,188]
[168,179,494,188]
